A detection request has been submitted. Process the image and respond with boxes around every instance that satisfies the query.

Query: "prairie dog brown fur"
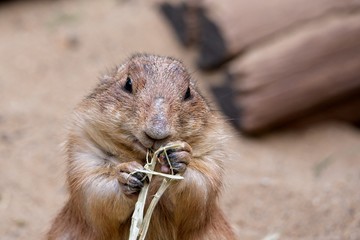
[47,54,235,240]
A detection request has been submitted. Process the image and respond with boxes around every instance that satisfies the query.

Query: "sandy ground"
[0,1,360,239]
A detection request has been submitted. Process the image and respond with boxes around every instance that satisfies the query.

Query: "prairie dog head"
[79,54,212,156]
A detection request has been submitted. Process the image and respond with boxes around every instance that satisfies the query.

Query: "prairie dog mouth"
[133,139,148,155]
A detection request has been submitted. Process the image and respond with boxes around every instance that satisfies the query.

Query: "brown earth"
[0,1,359,240]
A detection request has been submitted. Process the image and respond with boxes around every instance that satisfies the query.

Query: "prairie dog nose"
[144,97,171,140]
[144,118,170,140]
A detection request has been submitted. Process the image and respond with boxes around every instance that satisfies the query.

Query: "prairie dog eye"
[184,87,191,100]
[124,76,133,93]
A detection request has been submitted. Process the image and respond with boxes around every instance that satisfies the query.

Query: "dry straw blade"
[129,143,185,240]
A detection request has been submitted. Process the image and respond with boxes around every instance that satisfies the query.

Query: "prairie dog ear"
[99,74,113,83]
[189,75,197,88]
[99,63,127,83]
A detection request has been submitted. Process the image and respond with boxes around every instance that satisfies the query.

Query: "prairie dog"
[47,54,235,240]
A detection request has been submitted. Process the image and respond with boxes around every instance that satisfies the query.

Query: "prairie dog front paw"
[158,141,192,175]
[116,161,148,195]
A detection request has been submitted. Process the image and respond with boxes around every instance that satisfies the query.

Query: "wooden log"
[289,93,360,128]
[227,13,360,133]
[212,83,360,133]
[161,0,360,69]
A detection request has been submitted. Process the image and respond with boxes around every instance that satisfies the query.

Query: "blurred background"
[0,0,360,239]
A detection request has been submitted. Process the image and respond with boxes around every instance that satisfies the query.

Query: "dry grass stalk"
[129,143,185,240]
